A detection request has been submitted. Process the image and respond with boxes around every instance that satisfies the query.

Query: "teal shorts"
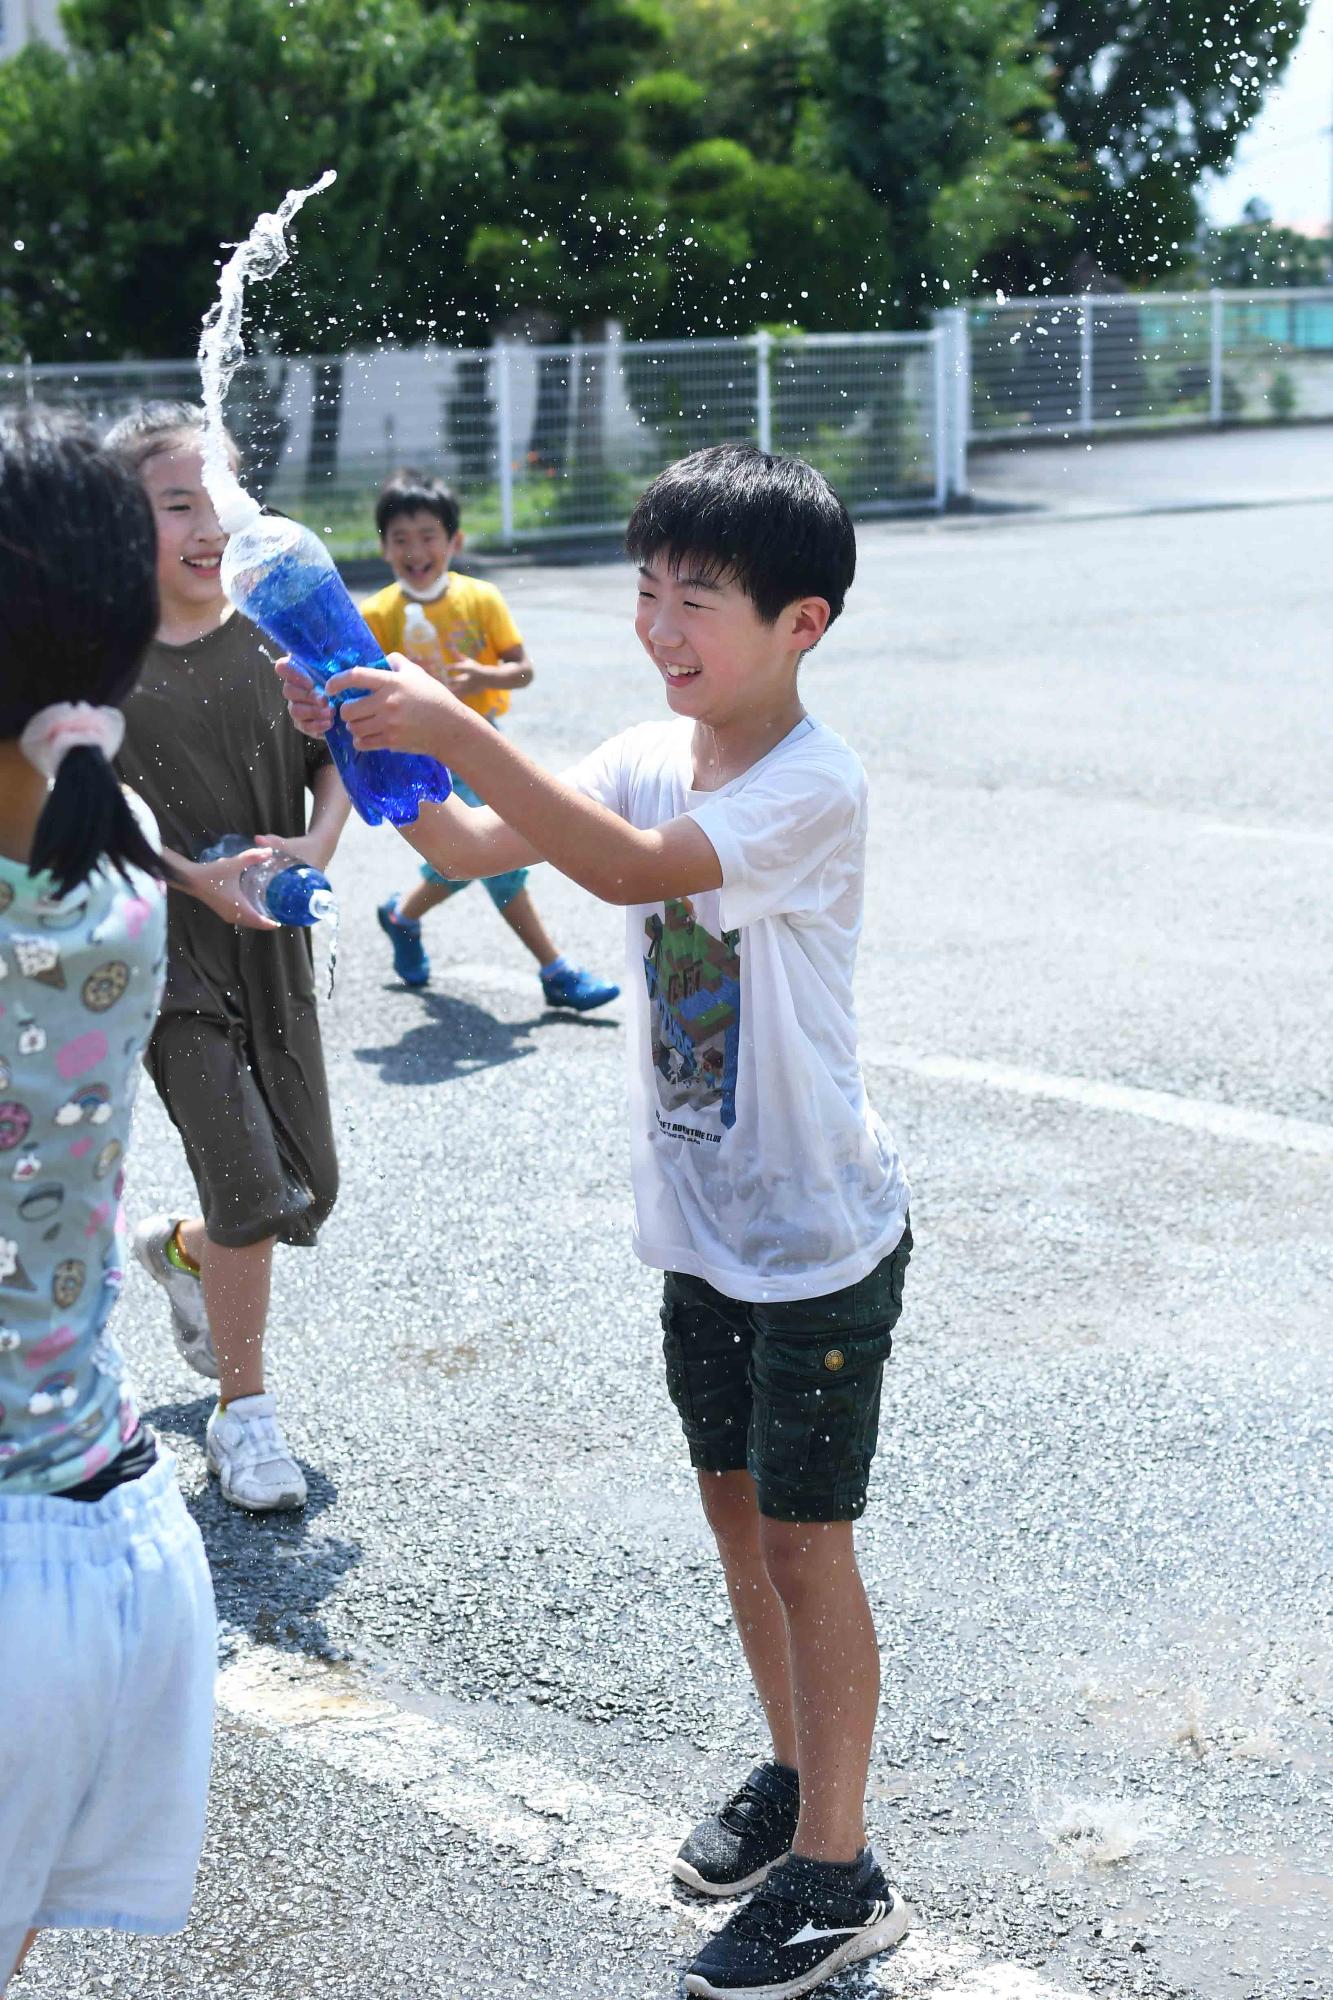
[659,1222,912,1522]
[420,768,528,911]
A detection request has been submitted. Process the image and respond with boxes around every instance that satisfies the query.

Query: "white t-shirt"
[567,715,910,1303]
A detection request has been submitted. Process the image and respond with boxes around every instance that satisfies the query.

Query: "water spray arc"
[198,173,453,828]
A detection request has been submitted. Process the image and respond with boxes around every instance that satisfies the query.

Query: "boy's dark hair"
[0,407,165,895]
[375,468,462,540]
[625,443,856,628]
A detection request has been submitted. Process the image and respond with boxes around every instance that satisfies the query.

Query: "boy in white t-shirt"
[278,444,913,2000]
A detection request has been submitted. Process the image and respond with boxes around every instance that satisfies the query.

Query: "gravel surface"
[19,487,1333,2000]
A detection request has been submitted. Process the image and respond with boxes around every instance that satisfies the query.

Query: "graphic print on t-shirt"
[642,898,741,1135]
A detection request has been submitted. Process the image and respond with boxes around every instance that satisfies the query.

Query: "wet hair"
[0,406,166,895]
[375,467,462,540]
[103,398,238,473]
[625,443,856,628]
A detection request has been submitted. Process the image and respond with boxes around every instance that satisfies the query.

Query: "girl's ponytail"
[30,746,166,899]
[1,407,165,895]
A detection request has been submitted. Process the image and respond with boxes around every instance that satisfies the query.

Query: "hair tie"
[18,703,126,781]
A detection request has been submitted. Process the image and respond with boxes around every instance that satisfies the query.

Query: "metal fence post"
[1209,291,1224,425]
[933,307,969,501]
[1079,303,1094,433]
[566,329,582,472]
[495,341,515,543]
[755,329,773,453]
[931,326,949,510]
[951,307,971,499]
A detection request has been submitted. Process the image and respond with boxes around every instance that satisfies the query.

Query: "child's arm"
[445,584,533,697]
[274,657,538,882]
[158,844,282,930]
[445,643,533,700]
[257,762,351,872]
[323,657,722,907]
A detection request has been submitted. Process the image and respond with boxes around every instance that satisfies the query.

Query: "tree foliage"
[0,0,499,361]
[815,0,1075,309]
[1198,199,1331,288]
[644,139,897,335]
[466,0,671,330]
[1038,0,1311,280]
[0,0,1311,363]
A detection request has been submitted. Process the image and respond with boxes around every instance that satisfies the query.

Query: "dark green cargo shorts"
[659,1220,912,1523]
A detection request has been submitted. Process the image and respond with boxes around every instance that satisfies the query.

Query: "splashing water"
[1039,1792,1175,1867]
[323,898,340,1000]
[193,173,453,827]
[197,169,336,533]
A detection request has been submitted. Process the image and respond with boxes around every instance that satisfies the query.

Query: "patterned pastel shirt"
[0,830,165,1495]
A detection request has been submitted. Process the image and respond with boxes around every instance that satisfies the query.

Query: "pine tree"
[467,0,671,336]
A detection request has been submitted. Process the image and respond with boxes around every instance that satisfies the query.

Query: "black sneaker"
[672,1762,800,1898]
[683,1850,909,1999]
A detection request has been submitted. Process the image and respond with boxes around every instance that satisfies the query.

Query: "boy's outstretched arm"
[280,655,721,906]
[275,657,539,883]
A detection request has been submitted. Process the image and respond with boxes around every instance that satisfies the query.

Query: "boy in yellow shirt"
[365,470,618,1010]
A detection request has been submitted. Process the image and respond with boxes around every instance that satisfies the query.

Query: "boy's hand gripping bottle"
[198,836,336,928]
[219,512,453,829]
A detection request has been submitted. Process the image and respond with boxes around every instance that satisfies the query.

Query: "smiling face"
[382,509,463,595]
[634,558,830,729]
[142,439,229,631]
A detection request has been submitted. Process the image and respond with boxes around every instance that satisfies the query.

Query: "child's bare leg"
[397,876,454,924]
[758,1517,878,1861]
[4,1930,37,1991]
[498,888,559,968]
[699,1470,798,1767]
[177,1220,273,1403]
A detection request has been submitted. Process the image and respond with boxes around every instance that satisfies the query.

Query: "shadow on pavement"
[142,1391,362,1663]
[353,985,618,1085]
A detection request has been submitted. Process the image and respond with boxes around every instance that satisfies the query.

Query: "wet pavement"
[20,489,1333,2000]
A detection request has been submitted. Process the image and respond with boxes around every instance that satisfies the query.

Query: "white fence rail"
[954,288,1333,452]
[0,329,946,551]
[3,290,1329,541]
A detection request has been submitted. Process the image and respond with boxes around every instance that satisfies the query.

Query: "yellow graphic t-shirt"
[360,574,523,722]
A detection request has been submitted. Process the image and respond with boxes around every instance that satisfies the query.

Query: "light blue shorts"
[420,768,529,911]
[0,1452,216,1965]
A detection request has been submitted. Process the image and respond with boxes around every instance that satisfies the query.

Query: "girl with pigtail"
[0,408,215,1992]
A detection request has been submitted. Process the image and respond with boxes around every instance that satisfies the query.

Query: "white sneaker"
[132,1212,218,1379]
[206,1393,307,1512]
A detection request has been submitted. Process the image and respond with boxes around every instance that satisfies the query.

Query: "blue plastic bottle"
[198,837,336,929]
[220,513,453,828]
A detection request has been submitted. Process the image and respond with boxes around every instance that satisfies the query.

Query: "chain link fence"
[958,289,1333,445]
[0,329,946,555]
[4,291,1328,540]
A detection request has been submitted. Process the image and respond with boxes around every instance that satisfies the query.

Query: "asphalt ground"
[967,420,1333,517]
[19,463,1333,2000]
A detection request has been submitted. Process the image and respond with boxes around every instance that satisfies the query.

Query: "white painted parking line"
[1194,819,1333,848]
[425,964,1333,1165]
[218,1643,1090,1999]
[876,1049,1333,1159]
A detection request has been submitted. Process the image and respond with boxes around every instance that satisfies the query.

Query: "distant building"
[0,0,66,57]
